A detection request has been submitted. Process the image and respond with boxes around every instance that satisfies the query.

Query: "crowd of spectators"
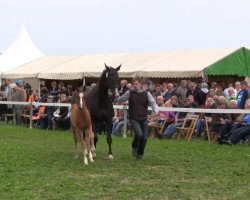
[0,78,249,145]
[113,78,250,145]
[0,80,73,130]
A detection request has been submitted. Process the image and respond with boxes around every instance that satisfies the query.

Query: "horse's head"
[77,85,87,110]
[104,63,121,100]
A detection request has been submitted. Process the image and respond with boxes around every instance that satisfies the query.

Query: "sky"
[0,0,250,56]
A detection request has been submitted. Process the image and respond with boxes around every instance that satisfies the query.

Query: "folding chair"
[176,114,199,141]
[21,106,45,127]
[3,113,15,125]
[150,119,174,138]
[205,116,219,143]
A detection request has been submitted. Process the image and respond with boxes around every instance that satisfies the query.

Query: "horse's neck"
[97,78,108,98]
[98,91,108,106]
[98,75,107,91]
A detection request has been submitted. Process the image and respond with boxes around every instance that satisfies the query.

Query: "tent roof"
[38,48,240,79]
[2,47,246,80]
[0,25,44,73]
[38,53,140,79]
[1,56,80,79]
[204,47,250,77]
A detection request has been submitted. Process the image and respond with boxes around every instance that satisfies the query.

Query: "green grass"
[0,123,249,200]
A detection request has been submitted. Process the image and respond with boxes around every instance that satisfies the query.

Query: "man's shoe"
[132,148,137,157]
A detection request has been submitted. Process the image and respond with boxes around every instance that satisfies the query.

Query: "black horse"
[85,64,121,159]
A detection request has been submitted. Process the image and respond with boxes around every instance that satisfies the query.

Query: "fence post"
[29,102,33,130]
[123,105,127,138]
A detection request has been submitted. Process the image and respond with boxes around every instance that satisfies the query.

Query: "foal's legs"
[86,128,95,162]
[78,129,88,165]
[72,127,80,159]
[87,126,96,159]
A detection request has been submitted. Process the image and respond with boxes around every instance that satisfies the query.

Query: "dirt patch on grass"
[145,165,160,170]
[120,178,131,184]
[88,173,106,178]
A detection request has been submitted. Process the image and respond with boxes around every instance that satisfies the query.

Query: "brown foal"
[71,92,96,165]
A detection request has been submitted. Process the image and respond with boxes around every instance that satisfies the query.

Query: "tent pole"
[38,79,41,97]
[202,70,208,82]
[83,77,85,86]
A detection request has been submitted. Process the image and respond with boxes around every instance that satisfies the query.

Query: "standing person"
[186,81,203,106]
[5,79,13,115]
[212,83,226,102]
[118,79,129,96]
[117,76,158,160]
[151,83,162,99]
[237,81,249,109]
[176,80,187,107]
[234,81,241,95]
[0,93,7,121]
[200,82,209,107]
[12,83,26,125]
[50,81,60,102]
[163,83,176,102]
[0,85,6,99]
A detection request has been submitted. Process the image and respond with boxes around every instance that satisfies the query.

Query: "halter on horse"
[86,64,121,159]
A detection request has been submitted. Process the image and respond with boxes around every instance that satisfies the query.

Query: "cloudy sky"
[0,0,250,55]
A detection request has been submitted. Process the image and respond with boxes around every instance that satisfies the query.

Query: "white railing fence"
[0,101,249,137]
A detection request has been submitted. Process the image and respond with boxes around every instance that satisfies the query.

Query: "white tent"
[2,48,243,80]
[37,48,238,79]
[0,25,44,74]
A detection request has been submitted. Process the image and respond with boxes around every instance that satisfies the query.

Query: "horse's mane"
[97,69,108,93]
[86,69,108,109]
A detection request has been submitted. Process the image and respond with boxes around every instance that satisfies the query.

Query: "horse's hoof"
[108,154,114,160]
[88,152,94,163]
[84,158,88,165]
[92,153,96,159]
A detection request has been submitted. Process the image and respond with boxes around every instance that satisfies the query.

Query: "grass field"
[0,123,249,200]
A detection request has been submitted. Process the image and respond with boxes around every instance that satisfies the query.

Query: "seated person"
[229,99,241,127]
[32,94,40,116]
[52,94,69,130]
[112,101,129,136]
[221,98,250,145]
[225,87,237,106]
[60,96,72,130]
[211,96,232,139]
[164,95,179,108]
[163,112,185,139]
[39,95,57,129]
[149,100,177,138]
[196,97,216,137]
[148,95,170,125]
[163,95,198,139]
[61,107,71,130]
